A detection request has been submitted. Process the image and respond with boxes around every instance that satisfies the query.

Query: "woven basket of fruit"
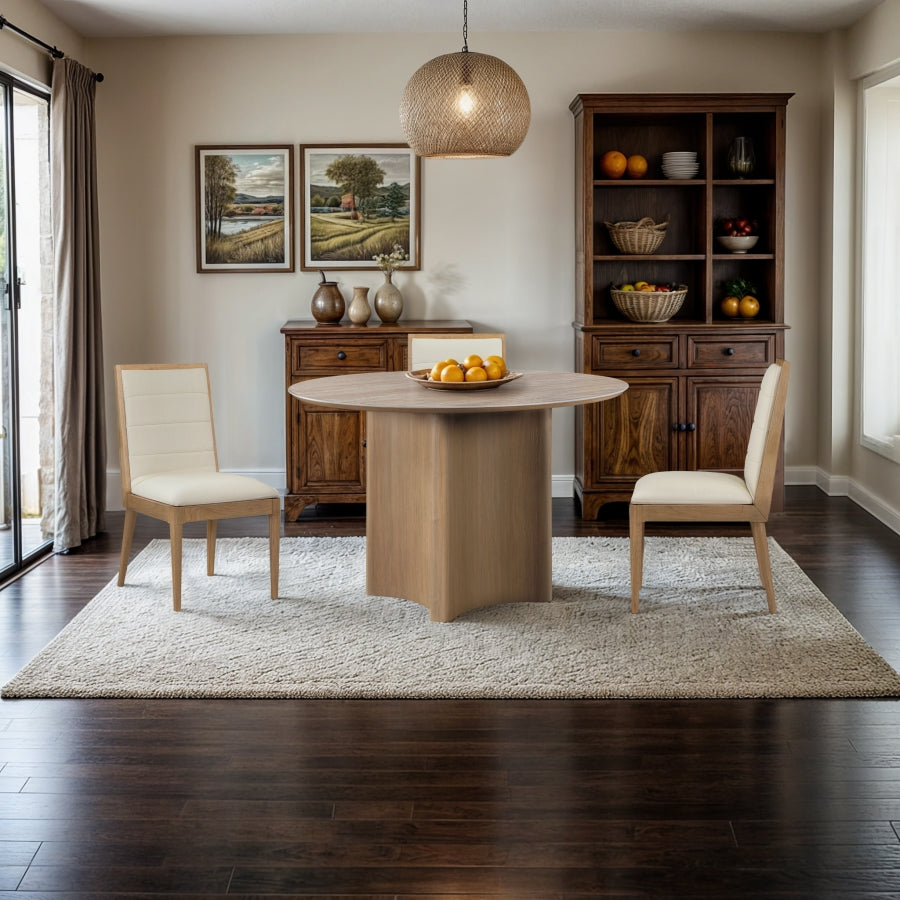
[605,217,668,255]
[610,284,687,323]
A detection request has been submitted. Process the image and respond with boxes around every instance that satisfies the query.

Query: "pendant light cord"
[462,0,468,52]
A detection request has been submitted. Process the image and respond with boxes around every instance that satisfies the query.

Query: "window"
[860,65,900,463]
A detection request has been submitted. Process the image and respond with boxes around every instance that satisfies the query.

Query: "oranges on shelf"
[426,353,509,383]
[600,150,627,179]
[626,154,648,179]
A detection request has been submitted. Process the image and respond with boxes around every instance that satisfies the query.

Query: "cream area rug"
[4,536,900,700]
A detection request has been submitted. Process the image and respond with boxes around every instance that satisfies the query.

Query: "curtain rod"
[0,15,104,81]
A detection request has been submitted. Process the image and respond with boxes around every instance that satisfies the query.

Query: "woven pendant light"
[400,1,530,159]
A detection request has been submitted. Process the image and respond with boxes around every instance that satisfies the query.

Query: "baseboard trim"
[847,480,900,536]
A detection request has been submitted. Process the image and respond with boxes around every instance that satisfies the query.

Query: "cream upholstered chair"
[407,333,506,371]
[115,363,281,611]
[629,359,790,614]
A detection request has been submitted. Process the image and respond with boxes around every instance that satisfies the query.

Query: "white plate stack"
[662,151,699,179]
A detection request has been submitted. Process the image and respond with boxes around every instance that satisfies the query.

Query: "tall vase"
[347,285,371,325]
[374,272,403,323]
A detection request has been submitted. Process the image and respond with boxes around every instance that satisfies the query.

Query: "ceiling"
[38,0,884,39]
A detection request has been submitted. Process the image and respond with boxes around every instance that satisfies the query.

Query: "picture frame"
[300,143,420,271]
[195,144,294,273]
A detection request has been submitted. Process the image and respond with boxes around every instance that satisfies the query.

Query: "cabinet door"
[290,397,366,493]
[686,376,760,473]
[586,377,679,485]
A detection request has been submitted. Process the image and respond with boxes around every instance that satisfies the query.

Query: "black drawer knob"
[337,351,347,360]
[687,422,696,432]
[725,347,735,356]
[632,348,641,357]
[674,423,687,432]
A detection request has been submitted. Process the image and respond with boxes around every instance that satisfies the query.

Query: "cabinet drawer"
[291,340,388,374]
[687,335,774,368]
[591,336,678,369]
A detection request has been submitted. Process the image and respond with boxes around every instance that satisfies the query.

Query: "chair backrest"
[116,363,218,494]
[407,333,506,371]
[744,359,790,513]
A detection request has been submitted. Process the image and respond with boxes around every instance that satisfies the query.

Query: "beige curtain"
[51,57,105,551]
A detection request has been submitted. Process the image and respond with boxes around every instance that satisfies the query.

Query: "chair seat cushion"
[132,470,279,506]
[631,470,753,505]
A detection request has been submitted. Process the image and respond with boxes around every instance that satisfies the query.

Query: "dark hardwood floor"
[1,486,900,898]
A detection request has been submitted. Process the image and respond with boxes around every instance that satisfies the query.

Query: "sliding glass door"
[0,76,53,576]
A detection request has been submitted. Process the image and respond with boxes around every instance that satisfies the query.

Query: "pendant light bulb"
[399,2,530,159]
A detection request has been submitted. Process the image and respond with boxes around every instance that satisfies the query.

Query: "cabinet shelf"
[571,92,791,520]
[594,254,706,262]
[593,179,705,187]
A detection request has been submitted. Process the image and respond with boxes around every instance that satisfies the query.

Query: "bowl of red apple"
[717,218,758,253]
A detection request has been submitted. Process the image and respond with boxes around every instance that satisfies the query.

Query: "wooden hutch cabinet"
[281,319,472,520]
[571,92,791,520]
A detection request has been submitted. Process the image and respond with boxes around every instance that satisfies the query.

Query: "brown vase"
[310,271,345,323]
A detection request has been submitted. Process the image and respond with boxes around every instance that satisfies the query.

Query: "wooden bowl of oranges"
[405,353,522,391]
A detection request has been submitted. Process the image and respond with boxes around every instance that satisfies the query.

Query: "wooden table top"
[289,371,628,413]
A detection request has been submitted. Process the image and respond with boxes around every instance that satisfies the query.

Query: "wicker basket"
[605,217,668,255]
[611,285,687,323]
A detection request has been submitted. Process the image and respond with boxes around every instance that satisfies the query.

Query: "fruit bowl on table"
[405,369,523,391]
[717,235,759,253]
[610,284,687,323]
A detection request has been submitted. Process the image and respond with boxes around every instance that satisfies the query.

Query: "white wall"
[85,29,826,505]
[0,0,83,88]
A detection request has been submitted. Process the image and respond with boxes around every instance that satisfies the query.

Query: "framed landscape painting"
[195,145,294,273]
[300,144,420,271]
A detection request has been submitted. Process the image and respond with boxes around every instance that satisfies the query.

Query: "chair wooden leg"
[750,521,777,613]
[629,504,645,613]
[118,508,137,587]
[170,520,183,612]
[206,520,217,576]
[268,502,280,599]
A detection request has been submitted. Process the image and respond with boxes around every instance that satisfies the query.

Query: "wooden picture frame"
[195,145,294,273]
[300,143,420,271]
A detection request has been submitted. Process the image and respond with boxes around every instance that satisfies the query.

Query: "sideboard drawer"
[291,340,388,374]
[687,335,774,368]
[591,336,678,369]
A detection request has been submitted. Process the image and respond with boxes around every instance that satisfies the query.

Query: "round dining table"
[290,370,628,621]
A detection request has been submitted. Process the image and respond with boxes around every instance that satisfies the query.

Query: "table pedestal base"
[366,409,552,622]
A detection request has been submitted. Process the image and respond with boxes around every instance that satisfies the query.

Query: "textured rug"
[4,536,900,700]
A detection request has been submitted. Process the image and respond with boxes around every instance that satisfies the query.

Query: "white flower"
[372,243,410,275]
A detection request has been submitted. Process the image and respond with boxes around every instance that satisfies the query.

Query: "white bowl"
[717,235,759,253]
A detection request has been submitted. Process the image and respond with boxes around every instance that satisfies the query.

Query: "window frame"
[858,61,900,464]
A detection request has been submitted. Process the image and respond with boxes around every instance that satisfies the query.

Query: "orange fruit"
[429,361,448,381]
[600,150,627,179]
[739,295,760,318]
[626,154,648,179]
[442,357,459,367]
[484,355,507,375]
[464,366,487,382]
[720,296,740,318]
[440,364,464,383]
[462,354,483,371]
[483,361,503,381]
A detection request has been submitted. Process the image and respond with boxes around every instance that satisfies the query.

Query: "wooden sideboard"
[281,319,473,520]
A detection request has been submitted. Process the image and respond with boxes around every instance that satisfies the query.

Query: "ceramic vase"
[374,272,403,323]
[347,286,371,325]
[310,272,345,324]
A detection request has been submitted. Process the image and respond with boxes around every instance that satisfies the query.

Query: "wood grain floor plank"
[1,488,899,896]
